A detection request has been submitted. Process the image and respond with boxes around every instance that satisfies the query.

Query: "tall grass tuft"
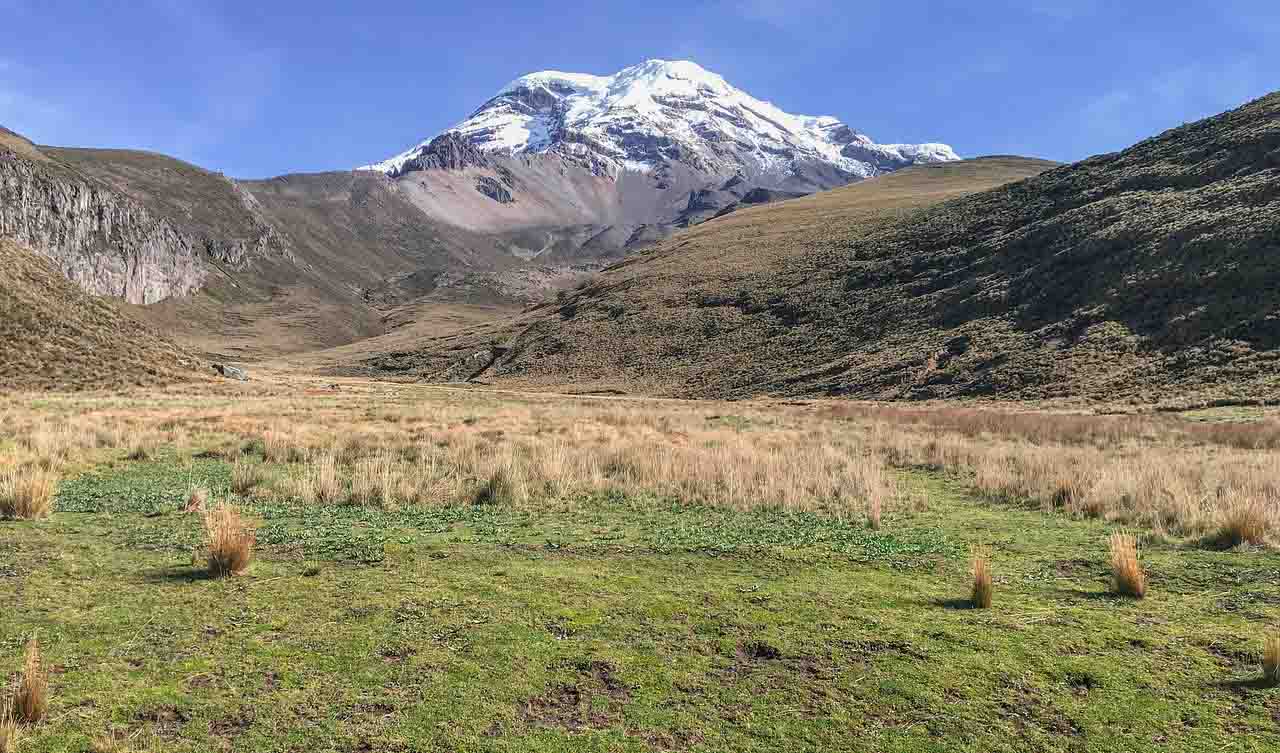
[310,452,343,504]
[1265,635,1280,687]
[203,503,255,577]
[0,696,17,753]
[352,451,398,508]
[230,459,267,496]
[867,496,882,530]
[0,467,57,520]
[1218,500,1269,548]
[183,487,208,514]
[970,546,993,609]
[125,437,154,461]
[15,637,47,724]
[261,427,297,464]
[474,466,527,506]
[1109,532,1146,598]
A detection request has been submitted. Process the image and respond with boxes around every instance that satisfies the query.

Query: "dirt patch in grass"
[629,728,707,751]
[995,675,1083,738]
[739,640,782,661]
[1199,641,1256,668]
[133,704,191,739]
[209,710,254,739]
[521,659,631,732]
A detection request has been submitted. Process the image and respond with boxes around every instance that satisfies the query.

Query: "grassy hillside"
[358,92,1280,404]
[0,239,197,390]
[348,156,1055,390]
[9,140,649,362]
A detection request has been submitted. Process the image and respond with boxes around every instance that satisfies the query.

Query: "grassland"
[2,376,1278,752]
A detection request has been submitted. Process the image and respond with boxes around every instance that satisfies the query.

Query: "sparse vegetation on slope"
[374,92,1280,405]
[0,238,197,391]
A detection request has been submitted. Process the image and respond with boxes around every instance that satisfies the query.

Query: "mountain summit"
[361,60,958,186]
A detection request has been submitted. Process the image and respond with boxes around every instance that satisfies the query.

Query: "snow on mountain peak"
[360,60,959,180]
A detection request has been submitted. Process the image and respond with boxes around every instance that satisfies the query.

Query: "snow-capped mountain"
[351,60,960,267]
[361,60,958,183]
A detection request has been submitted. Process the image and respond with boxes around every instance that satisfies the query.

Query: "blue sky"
[1,0,1277,178]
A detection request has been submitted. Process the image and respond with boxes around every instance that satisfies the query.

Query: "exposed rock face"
[475,176,514,204]
[0,146,289,304]
[388,132,493,176]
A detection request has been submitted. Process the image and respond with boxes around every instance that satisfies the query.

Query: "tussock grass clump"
[0,467,57,520]
[203,503,255,577]
[867,496,882,530]
[306,452,343,504]
[262,427,306,464]
[1217,500,1269,548]
[183,487,208,514]
[125,437,155,461]
[971,547,993,609]
[474,466,528,506]
[1265,636,1280,687]
[1109,533,1146,598]
[13,637,48,724]
[352,451,398,508]
[231,459,267,496]
[0,697,18,753]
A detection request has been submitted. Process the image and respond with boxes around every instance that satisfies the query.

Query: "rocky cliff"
[0,142,289,304]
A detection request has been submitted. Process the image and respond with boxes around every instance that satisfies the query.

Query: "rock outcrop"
[0,144,289,304]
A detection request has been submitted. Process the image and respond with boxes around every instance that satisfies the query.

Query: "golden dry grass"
[867,495,882,531]
[971,547,993,609]
[230,459,267,496]
[124,437,154,461]
[203,503,255,577]
[14,638,47,724]
[262,426,307,464]
[351,450,399,508]
[0,696,17,753]
[183,487,208,514]
[1218,500,1269,548]
[1109,533,1146,599]
[0,467,57,520]
[2,379,1278,546]
[290,451,343,505]
[862,409,1280,545]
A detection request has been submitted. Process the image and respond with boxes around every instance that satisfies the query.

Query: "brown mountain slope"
[351,92,1280,404]
[341,156,1053,385]
[3,139,525,361]
[0,239,197,391]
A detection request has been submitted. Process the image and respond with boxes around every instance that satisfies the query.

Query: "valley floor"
[1,376,1278,752]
